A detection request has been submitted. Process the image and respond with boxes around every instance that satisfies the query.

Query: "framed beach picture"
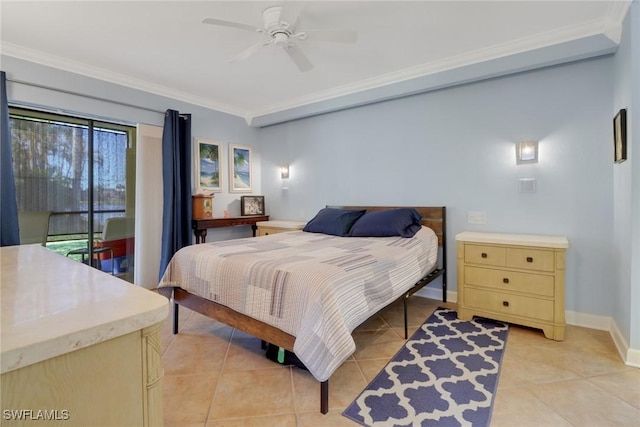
[229,144,252,193]
[194,138,222,192]
[613,109,627,164]
[240,195,265,216]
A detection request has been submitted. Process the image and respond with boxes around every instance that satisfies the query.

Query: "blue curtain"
[159,110,192,279]
[0,71,20,246]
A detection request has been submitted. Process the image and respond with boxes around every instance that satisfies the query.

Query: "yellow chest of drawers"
[456,231,569,340]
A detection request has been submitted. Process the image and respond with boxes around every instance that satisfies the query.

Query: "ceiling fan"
[202,5,357,72]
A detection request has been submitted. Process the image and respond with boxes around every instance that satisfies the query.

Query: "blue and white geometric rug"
[343,307,509,427]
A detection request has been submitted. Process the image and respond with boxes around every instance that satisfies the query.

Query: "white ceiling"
[0,1,631,126]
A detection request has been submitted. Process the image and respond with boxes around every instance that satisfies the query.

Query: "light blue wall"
[630,0,640,353]
[2,38,634,336]
[259,57,615,317]
[612,2,634,353]
[612,1,640,353]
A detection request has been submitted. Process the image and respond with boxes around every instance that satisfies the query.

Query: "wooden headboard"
[329,206,446,247]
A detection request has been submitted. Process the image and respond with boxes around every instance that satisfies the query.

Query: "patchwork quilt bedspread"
[159,226,438,381]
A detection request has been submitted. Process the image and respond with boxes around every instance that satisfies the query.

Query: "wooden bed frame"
[165,206,446,414]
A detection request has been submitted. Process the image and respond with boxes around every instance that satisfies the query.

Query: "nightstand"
[456,231,569,340]
[256,220,306,236]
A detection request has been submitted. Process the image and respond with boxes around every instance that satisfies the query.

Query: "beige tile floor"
[161,297,640,426]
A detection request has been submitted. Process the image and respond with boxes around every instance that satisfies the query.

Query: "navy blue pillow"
[349,208,422,238]
[303,208,366,236]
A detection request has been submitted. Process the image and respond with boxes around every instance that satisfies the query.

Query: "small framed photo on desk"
[241,196,265,216]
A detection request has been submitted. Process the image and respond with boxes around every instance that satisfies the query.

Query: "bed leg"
[442,276,447,303]
[173,301,179,335]
[320,380,329,414]
[403,296,409,339]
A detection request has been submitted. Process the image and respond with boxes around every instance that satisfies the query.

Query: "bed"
[158,206,447,414]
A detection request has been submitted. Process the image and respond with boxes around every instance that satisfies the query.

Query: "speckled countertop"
[1,244,168,373]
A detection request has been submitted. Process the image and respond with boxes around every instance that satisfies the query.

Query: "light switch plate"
[468,211,487,224]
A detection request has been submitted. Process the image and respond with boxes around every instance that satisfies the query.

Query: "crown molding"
[2,6,627,128]
[248,16,610,121]
[602,0,633,43]
[606,0,633,25]
[248,15,620,126]
[1,42,246,119]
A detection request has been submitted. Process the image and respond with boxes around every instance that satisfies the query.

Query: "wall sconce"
[516,141,538,164]
[280,165,290,179]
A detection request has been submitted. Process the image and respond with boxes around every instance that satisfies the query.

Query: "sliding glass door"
[9,107,136,282]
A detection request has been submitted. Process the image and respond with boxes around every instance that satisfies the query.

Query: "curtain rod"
[6,77,188,117]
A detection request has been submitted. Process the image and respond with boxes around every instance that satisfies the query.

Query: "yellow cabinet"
[456,231,568,340]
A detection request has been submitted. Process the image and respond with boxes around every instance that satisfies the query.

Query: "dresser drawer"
[258,227,283,236]
[464,266,554,297]
[506,247,554,272]
[464,288,554,322]
[464,244,506,267]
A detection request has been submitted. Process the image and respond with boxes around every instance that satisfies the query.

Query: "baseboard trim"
[566,310,639,368]
[626,348,640,368]
[608,319,640,368]
[565,310,611,330]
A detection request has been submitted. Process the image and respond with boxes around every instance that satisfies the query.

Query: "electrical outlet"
[468,211,487,224]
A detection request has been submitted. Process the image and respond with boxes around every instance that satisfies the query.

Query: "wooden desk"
[192,215,269,243]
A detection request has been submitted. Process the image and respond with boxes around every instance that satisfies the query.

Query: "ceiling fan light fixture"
[273,32,289,47]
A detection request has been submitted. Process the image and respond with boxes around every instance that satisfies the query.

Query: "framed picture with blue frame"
[194,137,222,192]
[229,143,252,193]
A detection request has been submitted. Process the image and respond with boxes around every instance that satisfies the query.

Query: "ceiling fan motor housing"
[263,6,293,47]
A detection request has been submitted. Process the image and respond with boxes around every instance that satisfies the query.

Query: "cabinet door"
[1,331,148,426]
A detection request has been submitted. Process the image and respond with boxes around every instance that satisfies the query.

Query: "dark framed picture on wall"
[614,108,627,164]
[241,195,265,216]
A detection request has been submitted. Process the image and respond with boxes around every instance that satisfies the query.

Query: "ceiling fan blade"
[202,17,264,33]
[229,39,273,63]
[284,45,313,72]
[302,29,357,43]
[279,3,304,32]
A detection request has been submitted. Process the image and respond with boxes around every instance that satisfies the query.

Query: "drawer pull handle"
[502,301,509,307]
[526,257,534,263]
[481,252,488,258]
[503,278,510,284]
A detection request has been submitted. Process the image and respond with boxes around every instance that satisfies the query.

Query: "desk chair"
[18,211,52,246]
